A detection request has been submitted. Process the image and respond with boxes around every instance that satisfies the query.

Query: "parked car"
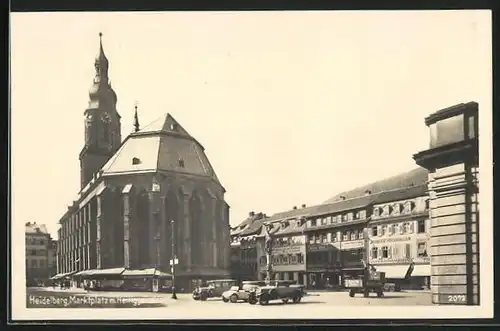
[222,281,267,303]
[192,279,238,301]
[248,280,305,305]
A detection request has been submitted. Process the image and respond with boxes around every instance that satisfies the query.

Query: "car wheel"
[200,292,208,301]
[222,297,229,303]
[349,290,355,297]
[230,294,238,303]
[377,290,384,298]
[292,296,301,303]
[363,289,370,297]
[259,294,269,306]
[282,298,289,304]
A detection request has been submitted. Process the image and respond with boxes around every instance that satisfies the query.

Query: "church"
[55,34,231,290]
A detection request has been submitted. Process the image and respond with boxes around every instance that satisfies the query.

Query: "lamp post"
[170,219,178,300]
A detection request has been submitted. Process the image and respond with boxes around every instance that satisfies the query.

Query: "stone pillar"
[149,190,162,268]
[96,193,104,269]
[413,102,479,305]
[182,193,192,270]
[209,194,217,268]
[303,274,308,287]
[122,185,132,269]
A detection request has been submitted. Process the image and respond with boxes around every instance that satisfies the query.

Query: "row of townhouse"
[230,167,431,290]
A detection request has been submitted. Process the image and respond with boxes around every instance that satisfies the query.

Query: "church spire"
[133,102,140,132]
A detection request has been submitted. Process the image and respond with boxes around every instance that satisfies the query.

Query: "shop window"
[331,233,337,242]
[343,231,349,241]
[371,247,378,259]
[283,255,289,265]
[404,201,414,214]
[417,219,426,233]
[382,205,390,216]
[371,226,378,237]
[382,246,389,258]
[405,244,412,259]
[417,242,428,257]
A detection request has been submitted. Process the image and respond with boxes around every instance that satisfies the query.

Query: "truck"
[344,262,415,298]
[344,268,386,298]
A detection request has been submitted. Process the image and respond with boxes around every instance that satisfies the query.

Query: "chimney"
[339,196,346,201]
[293,206,297,210]
[249,211,255,217]
[365,189,372,196]
[26,222,31,226]
[302,204,306,208]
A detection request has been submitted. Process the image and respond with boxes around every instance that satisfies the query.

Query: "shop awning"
[73,269,97,277]
[374,265,409,279]
[411,264,430,277]
[121,268,172,278]
[91,267,126,276]
[50,271,76,280]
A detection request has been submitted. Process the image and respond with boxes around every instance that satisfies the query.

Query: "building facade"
[56,34,231,291]
[367,185,431,289]
[25,222,55,285]
[257,218,307,284]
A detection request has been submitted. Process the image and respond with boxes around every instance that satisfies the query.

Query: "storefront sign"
[340,240,364,250]
[272,246,303,254]
[307,243,336,252]
[371,236,412,244]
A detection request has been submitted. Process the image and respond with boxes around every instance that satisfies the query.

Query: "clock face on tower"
[101,112,111,123]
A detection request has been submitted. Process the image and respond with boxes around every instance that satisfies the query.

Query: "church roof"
[100,113,220,184]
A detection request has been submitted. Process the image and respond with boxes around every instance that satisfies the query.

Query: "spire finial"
[133,102,140,132]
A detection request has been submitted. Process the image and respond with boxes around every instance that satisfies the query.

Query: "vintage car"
[248,280,305,305]
[221,281,267,303]
[192,279,238,301]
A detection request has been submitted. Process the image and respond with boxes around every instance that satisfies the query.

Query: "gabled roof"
[25,222,49,235]
[100,113,220,185]
[323,167,428,204]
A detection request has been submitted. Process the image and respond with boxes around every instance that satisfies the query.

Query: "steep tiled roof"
[231,212,268,237]
[100,113,220,184]
[25,222,49,235]
[373,185,428,205]
[323,167,428,204]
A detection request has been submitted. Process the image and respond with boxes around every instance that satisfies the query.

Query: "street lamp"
[170,219,178,300]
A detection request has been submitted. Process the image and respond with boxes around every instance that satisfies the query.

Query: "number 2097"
[446,295,466,303]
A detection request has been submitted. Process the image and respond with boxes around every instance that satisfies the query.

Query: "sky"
[11,11,492,239]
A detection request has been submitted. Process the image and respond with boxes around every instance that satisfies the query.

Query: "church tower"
[79,33,122,189]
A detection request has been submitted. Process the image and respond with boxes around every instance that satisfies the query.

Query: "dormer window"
[132,157,141,165]
[170,123,178,131]
[178,158,185,168]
